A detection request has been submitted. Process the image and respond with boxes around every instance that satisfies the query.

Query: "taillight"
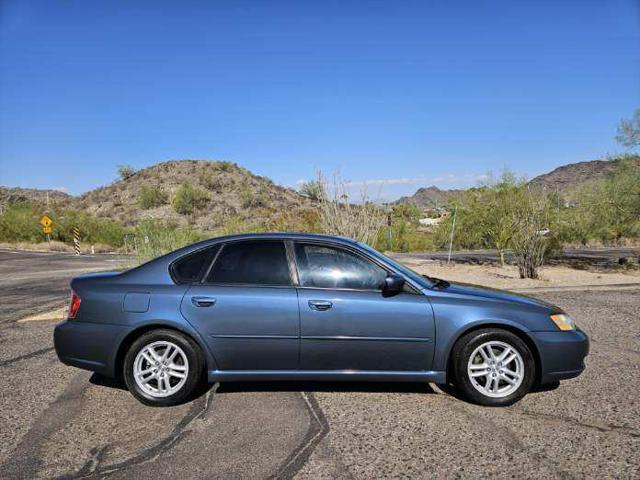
[68,291,81,319]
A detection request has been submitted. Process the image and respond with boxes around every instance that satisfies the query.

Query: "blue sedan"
[54,233,588,407]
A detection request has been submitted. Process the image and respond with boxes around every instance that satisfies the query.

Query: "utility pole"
[556,187,560,227]
[46,191,50,243]
[387,213,392,251]
[447,206,457,265]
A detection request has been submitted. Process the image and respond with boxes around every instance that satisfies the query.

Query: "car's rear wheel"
[123,329,204,406]
[452,328,535,406]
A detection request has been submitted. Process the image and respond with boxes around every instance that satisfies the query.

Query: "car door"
[294,242,435,372]
[180,240,300,370]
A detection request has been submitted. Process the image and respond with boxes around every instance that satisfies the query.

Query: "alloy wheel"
[133,340,189,398]
[467,340,524,398]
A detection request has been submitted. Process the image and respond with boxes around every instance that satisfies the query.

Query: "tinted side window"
[206,241,291,286]
[294,243,387,290]
[171,245,219,284]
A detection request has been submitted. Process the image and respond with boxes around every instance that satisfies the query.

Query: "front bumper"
[54,320,132,378]
[531,328,589,384]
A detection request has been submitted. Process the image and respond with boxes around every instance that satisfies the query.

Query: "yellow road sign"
[43,226,52,234]
[40,215,52,227]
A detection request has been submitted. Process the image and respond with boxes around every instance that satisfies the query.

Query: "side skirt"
[208,369,447,384]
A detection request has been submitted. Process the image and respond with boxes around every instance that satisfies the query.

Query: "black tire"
[123,329,204,407]
[452,328,535,407]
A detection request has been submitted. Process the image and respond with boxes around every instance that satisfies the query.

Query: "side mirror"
[382,274,405,297]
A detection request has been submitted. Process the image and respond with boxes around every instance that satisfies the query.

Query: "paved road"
[393,246,640,268]
[0,250,131,323]
[0,251,638,478]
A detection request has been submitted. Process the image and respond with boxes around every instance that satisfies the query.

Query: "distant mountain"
[0,186,72,209]
[396,156,639,208]
[393,185,462,209]
[528,158,623,192]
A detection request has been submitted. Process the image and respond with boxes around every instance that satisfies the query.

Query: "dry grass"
[0,241,117,254]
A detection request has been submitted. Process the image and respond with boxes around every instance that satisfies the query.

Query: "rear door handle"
[191,296,216,307]
[308,300,332,311]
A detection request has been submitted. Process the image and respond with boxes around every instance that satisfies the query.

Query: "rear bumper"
[54,320,132,378]
[531,328,589,384]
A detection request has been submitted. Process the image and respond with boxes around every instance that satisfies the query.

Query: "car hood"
[432,281,559,312]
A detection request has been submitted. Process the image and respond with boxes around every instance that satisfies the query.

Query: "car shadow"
[216,380,438,395]
[90,372,559,403]
[90,372,128,391]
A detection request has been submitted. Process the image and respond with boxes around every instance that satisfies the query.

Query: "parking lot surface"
[0,250,638,479]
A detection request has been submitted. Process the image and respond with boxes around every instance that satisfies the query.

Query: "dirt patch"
[402,260,640,290]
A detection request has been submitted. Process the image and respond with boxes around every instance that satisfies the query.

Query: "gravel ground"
[396,258,640,291]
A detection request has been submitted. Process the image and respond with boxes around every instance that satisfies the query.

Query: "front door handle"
[308,300,332,311]
[191,296,216,307]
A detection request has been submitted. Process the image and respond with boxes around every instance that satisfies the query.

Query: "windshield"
[356,242,433,288]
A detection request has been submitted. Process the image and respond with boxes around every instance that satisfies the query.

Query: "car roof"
[192,232,360,249]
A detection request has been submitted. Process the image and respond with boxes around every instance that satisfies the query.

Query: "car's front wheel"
[452,328,535,406]
[123,329,204,406]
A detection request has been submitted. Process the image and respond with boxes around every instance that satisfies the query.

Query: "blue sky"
[1,0,639,200]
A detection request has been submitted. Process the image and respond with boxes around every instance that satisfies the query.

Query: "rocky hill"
[2,160,314,232]
[75,160,313,231]
[394,185,462,208]
[528,158,623,191]
[0,186,72,209]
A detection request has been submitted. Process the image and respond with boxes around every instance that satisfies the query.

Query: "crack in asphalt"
[58,384,218,479]
[0,372,90,480]
[269,392,330,480]
[460,406,578,480]
[0,347,55,367]
[512,408,640,438]
[430,389,578,480]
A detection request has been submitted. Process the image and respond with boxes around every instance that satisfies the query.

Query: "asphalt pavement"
[0,250,638,478]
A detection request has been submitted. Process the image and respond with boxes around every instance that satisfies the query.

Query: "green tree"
[483,171,523,266]
[117,165,136,180]
[510,187,554,279]
[616,109,640,149]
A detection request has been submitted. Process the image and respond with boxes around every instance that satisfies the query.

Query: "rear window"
[171,245,219,284]
[205,240,291,286]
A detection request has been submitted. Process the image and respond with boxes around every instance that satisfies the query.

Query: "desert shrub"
[172,183,209,215]
[117,165,136,180]
[373,203,434,252]
[0,201,126,247]
[240,187,269,208]
[138,186,168,209]
[315,171,386,245]
[260,207,322,233]
[509,187,555,278]
[433,172,560,278]
[556,155,640,245]
[299,180,324,201]
[134,219,205,262]
[0,201,42,242]
[199,170,224,190]
[215,161,234,172]
[55,210,126,247]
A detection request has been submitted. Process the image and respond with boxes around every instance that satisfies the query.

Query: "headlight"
[550,313,576,331]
